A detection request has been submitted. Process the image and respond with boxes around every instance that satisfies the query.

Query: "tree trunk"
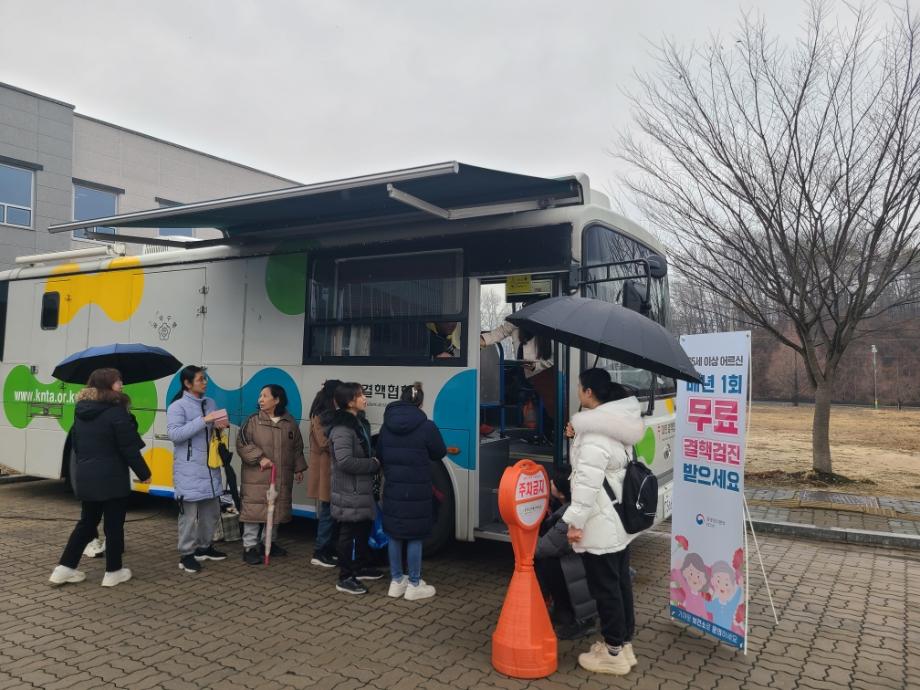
[812,378,834,474]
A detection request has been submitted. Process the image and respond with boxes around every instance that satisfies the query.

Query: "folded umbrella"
[506,296,702,384]
[53,343,182,385]
[264,465,278,566]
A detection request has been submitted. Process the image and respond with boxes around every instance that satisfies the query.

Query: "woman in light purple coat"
[166,365,229,574]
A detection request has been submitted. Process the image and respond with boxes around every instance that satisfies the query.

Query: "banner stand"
[741,353,778,655]
[742,496,780,656]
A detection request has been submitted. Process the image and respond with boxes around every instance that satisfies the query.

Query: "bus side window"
[41,291,60,330]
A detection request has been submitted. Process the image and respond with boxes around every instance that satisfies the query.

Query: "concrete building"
[0,81,298,268]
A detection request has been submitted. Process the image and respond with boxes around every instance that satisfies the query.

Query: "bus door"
[475,275,568,537]
[131,267,206,493]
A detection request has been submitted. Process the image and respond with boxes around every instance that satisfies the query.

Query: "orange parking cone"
[492,460,557,679]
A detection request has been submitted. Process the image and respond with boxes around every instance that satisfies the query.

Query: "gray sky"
[2,0,827,199]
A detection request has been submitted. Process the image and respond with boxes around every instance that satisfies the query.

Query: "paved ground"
[1,480,918,690]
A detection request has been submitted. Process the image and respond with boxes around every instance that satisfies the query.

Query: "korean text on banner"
[670,331,750,650]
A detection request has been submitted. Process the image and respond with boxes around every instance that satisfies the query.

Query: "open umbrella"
[263,465,278,566]
[506,296,703,384]
[53,343,182,385]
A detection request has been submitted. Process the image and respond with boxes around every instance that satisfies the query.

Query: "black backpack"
[603,447,658,534]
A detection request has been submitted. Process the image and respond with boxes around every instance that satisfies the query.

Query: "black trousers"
[337,519,372,580]
[535,557,575,624]
[581,546,635,646]
[59,498,129,572]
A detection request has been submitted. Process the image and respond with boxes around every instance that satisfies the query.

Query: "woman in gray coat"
[166,365,230,574]
[328,382,383,595]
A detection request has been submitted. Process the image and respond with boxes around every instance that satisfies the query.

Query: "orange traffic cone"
[492,460,557,679]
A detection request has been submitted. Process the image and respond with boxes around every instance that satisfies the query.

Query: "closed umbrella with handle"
[263,465,278,566]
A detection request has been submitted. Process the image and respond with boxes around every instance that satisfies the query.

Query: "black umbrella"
[506,296,703,384]
[53,343,182,385]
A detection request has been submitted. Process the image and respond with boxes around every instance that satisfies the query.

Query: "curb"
[749,518,920,550]
[0,475,44,485]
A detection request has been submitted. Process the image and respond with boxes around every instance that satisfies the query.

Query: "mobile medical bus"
[0,163,675,550]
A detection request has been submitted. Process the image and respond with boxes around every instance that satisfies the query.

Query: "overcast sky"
[0,0,862,204]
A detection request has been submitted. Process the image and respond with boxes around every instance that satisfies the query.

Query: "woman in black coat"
[376,382,446,601]
[49,368,151,588]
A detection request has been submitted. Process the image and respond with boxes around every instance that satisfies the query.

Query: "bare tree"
[620,2,920,474]
[481,285,511,331]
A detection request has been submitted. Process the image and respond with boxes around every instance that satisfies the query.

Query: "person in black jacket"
[49,368,151,588]
[376,382,447,601]
[535,469,598,639]
[328,382,384,595]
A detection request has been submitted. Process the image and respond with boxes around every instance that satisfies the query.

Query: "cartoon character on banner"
[671,535,745,635]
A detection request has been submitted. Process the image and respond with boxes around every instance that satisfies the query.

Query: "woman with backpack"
[49,368,151,588]
[563,368,644,676]
[306,379,342,568]
[328,382,384,594]
[236,384,307,565]
[376,382,447,601]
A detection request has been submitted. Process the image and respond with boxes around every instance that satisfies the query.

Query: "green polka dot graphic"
[635,427,656,466]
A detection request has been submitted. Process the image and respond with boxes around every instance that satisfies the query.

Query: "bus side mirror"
[622,280,650,316]
[647,254,667,279]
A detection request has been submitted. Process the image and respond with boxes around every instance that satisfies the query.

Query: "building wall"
[0,84,75,264]
[0,81,298,268]
[71,115,297,243]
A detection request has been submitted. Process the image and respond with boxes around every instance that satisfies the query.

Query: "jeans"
[59,497,128,573]
[581,546,635,647]
[387,537,423,585]
[337,520,371,581]
[314,501,337,556]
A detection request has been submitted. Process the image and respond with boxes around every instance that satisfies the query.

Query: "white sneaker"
[49,565,86,586]
[82,537,106,558]
[404,580,436,601]
[623,642,637,667]
[578,641,631,675]
[101,568,132,587]
[388,577,408,598]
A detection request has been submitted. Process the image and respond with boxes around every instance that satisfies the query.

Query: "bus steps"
[474,521,511,542]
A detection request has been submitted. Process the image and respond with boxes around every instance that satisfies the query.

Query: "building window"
[73,184,117,240]
[157,199,195,237]
[0,162,34,228]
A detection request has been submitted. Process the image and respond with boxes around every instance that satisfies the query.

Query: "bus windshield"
[582,223,676,397]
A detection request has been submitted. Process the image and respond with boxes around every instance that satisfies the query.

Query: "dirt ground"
[746,402,920,499]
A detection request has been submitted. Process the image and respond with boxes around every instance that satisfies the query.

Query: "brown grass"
[746,403,920,498]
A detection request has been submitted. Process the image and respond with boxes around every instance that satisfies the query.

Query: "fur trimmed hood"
[570,396,645,447]
[75,387,130,419]
[328,409,372,454]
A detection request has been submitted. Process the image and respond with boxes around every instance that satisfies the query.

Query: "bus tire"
[425,460,455,556]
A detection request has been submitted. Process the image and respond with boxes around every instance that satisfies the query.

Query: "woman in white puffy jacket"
[563,368,644,676]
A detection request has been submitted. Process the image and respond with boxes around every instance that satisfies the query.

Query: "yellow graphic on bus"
[133,447,174,492]
[45,257,144,324]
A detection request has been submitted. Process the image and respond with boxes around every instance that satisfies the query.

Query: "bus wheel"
[425,461,455,556]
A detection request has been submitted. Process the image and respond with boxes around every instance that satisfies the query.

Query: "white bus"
[0,162,676,550]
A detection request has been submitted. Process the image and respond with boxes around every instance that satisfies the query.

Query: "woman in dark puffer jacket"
[328,382,384,595]
[49,368,151,588]
[376,382,446,602]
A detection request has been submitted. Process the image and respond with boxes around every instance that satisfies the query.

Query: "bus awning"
[48,162,584,243]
